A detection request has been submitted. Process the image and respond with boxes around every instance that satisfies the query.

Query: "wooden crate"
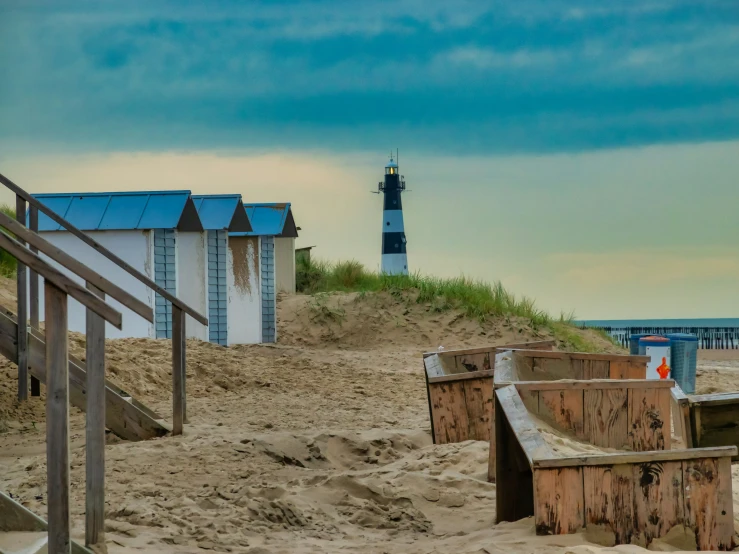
[672,390,739,460]
[422,340,555,444]
[488,349,651,481]
[494,385,736,551]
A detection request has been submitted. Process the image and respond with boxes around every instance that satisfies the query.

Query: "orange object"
[656,357,670,379]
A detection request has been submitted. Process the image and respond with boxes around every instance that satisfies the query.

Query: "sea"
[575,318,739,349]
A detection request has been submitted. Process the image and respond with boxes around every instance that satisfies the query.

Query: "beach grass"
[0,203,17,278]
[297,257,584,330]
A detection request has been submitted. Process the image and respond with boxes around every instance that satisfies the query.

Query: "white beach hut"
[31,190,208,340]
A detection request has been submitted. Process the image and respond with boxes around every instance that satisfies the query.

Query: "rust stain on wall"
[229,236,258,295]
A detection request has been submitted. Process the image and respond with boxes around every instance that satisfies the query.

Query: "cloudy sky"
[1,0,738,319]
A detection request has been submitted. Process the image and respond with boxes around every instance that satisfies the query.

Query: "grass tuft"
[0,203,17,278]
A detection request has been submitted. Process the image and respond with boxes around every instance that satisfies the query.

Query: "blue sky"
[1,1,739,318]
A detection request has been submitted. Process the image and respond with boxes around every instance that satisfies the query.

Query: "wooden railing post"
[45,280,70,554]
[85,283,106,549]
[172,305,185,435]
[28,205,40,396]
[16,195,28,401]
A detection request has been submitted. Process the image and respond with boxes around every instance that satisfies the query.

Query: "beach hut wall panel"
[192,195,253,346]
[261,236,276,343]
[31,191,205,340]
[30,229,155,338]
[227,236,262,344]
[175,230,208,341]
[275,237,296,294]
[243,203,299,295]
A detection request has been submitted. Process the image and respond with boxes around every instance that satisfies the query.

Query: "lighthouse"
[378,152,409,275]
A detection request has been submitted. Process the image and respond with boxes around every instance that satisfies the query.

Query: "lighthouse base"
[382,253,408,276]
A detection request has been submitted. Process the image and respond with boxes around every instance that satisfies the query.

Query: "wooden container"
[422,340,555,445]
[492,356,737,551]
[671,389,739,460]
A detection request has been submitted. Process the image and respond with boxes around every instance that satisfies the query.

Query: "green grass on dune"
[297,257,578,327]
[296,258,613,352]
[0,204,17,278]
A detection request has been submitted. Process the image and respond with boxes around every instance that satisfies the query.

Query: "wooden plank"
[0,231,123,328]
[462,377,493,441]
[583,465,635,545]
[582,359,610,380]
[424,366,436,445]
[499,349,650,363]
[690,391,739,406]
[85,283,106,549]
[0,171,209,326]
[632,460,684,547]
[172,305,185,435]
[683,457,734,551]
[0,309,169,441]
[488,394,496,482]
[628,387,670,451]
[539,389,585,438]
[513,379,674,391]
[609,360,629,379]
[533,356,581,380]
[533,467,584,534]
[454,351,491,373]
[520,389,539,414]
[495,385,553,464]
[45,282,71,554]
[426,339,555,359]
[584,388,629,449]
[691,403,739,457]
[627,361,647,379]
[0,210,154,323]
[534,446,738,469]
[427,369,493,384]
[670,385,693,446]
[495,397,534,521]
[15,196,28,402]
[423,353,445,379]
[493,352,516,385]
[28,205,40,397]
[428,381,469,444]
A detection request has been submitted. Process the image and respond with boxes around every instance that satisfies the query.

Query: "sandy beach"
[1,287,738,554]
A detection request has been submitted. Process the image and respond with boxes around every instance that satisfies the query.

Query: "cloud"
[1,0,739,154]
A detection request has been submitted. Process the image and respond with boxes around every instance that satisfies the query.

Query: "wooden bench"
[422,340,555,444]
[492,350,736,551]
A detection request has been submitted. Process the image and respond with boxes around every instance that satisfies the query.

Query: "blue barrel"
[665,333,698,394]
[629,333,654,355]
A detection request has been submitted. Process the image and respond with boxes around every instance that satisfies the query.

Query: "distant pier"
[580,325,739,349]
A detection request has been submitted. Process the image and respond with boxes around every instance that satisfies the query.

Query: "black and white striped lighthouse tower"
[378,152,408,275]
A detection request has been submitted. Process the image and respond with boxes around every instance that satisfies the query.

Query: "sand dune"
[1,286,738,553]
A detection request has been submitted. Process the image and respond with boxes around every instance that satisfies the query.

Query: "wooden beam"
[424,340,556,358]
[0,231,123,328]
[495,385,553,465]
[28,205,40,397]
[15,195,28,401]
[172,305,184,435]
[496,348,650,363]
[512,379,675,391]
[427,369,494,384]
[45,281,70,554]
[85,283,105,549]
[689,391,739,406]
[0,211,154,323]
[533,446,738,469]
[0,172,208,326]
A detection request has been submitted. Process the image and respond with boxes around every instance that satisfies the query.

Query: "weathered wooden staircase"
[0,172,208,554]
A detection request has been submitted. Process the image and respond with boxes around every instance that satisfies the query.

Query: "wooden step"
[0,309,170,442]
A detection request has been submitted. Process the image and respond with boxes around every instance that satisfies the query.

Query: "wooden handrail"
[0,211,154,323]
[0,172,208,326]
[0,231,122,328]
